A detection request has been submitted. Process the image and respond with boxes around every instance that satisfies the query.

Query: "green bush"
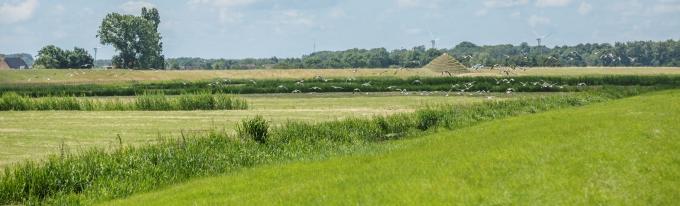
[416,109,440,131]
[0,92,31,111]
[238,116,269,144]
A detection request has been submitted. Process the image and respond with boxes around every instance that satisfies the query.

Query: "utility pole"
[536,38,542,66]
[93,48,98,68]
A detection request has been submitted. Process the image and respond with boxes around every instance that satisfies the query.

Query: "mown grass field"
[0,68,437,85]
[108,90,680,205]
[2,67,680,85]
[0,93,514,167]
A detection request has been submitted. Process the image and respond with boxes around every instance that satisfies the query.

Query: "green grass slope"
[108,90,680,205]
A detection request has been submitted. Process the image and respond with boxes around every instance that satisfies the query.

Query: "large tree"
[97,7,164,69]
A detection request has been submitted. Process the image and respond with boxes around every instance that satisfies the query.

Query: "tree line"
[167,40,679,70]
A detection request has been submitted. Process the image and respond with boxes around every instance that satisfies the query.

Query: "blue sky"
[1,0,679,59]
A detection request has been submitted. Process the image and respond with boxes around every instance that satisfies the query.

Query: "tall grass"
[0,92,248,111]
[2,75,679,97]
[0,86,651,205]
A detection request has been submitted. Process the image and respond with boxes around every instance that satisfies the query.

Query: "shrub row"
[0,92,248,111]
[0,86,650,204]
[2,75,679,97]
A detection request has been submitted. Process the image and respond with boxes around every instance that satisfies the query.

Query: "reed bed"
[0,92,248,111]
[0,86,649,205]
[2,75,680,97]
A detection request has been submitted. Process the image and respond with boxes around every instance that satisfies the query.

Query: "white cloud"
[188,0,256,7]
[329,7,346,18]
[650,2,680,13]
[528,15,551,27]
[610,0,680,16]
[535,0,572,7]
[218,10,244,23]
[52,30,67,39]
[475,9,489,16]
[0,0,39,24]
[397,0,418,8]
[483,0,529,8]
[120,1,155,14]
[396,0,439,9]
[54,4,65,13]
[188,0,257,23]
[404,28,422,35]
[578,2,592,15]
[279,10,314,26]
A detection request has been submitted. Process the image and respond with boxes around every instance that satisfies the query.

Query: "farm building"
[0,57,29,69]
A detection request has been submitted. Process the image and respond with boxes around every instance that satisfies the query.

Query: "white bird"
[506,88,514,94]
[400,89,409,95]
[471,64,484,70]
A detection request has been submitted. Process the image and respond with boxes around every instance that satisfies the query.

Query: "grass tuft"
[238,115,270,144]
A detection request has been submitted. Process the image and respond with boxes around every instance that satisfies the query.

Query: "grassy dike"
[110,89,680,205]
[0,87,649,204]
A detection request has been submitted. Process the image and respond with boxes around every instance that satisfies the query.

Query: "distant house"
[0,58,9,70]
[0,57,29,69]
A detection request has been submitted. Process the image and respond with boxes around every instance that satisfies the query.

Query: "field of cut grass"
[0,93,512,167]
[0,68,438,85]
[2,67,679,85]
[465,67,680,77]
[109,90,680,205]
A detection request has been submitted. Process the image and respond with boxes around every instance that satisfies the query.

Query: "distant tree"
[34,46,93,68]
[66,47,94,68]
[342,51,366,68]
[98,7,164,69]
[366,48,390,67]
[35,45,67,68]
